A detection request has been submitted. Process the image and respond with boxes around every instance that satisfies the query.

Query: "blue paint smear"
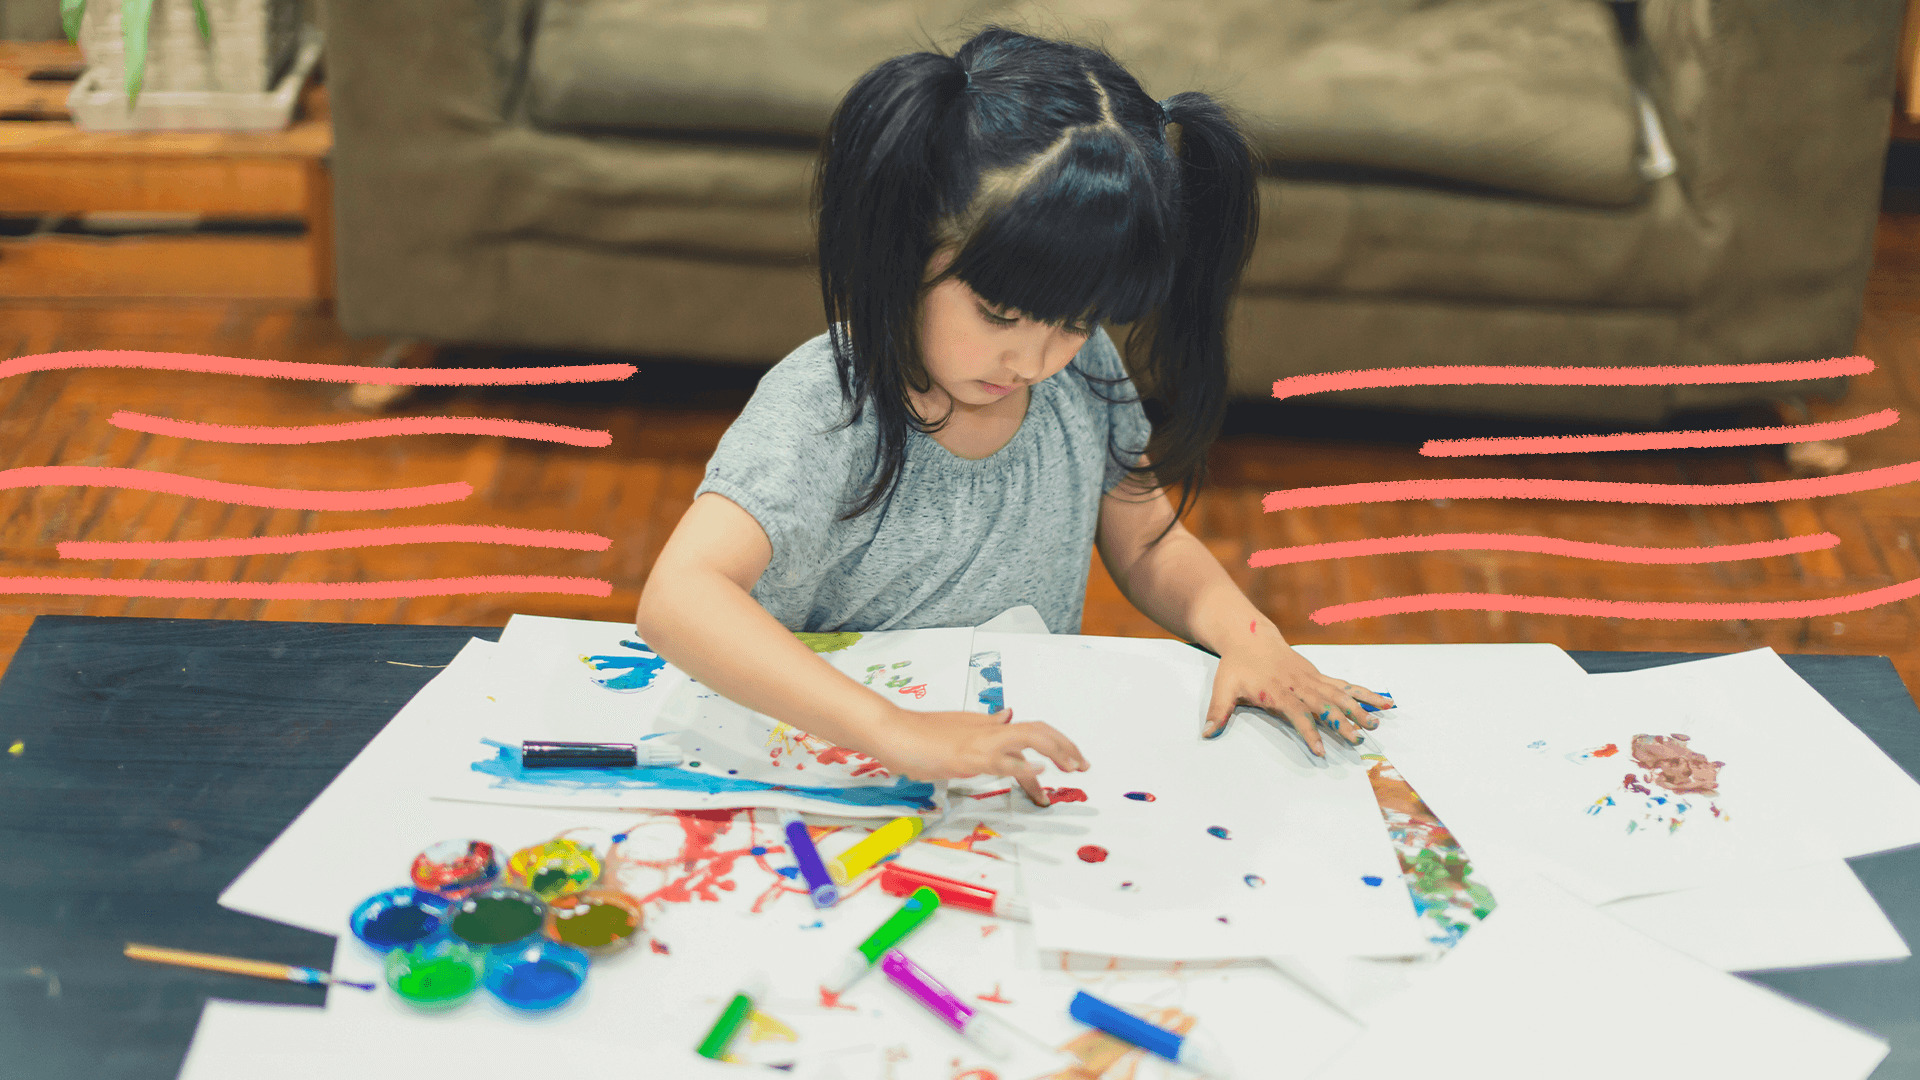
[470,740,936,810]
[1361,875,1384,887]
[1206,826,1230,840]
[777,866,799,879]
[584,639,668,692]
[750,846,768,856]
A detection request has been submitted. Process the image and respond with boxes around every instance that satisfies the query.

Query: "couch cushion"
[527,0,1645,207]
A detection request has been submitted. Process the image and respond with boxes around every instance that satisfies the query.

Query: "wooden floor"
[3,210,1919,696]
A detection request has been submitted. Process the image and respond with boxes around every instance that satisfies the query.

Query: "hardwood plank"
[0,234,318,298]
[0,156,312,214]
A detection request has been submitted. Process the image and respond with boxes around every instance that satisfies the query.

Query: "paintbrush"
[123,943,376,991]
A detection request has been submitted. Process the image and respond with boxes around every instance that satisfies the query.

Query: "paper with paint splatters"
[982,633,1427,962]
[422,622,973,819]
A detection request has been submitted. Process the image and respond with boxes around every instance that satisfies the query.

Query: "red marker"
[879,864,1029,921]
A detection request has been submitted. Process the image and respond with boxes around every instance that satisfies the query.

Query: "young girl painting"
[636,27,1392,804]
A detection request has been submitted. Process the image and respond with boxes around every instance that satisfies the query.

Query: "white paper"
[1312,871,1891,1080]
[1369,649,1920,903]
[991,633,1426,961]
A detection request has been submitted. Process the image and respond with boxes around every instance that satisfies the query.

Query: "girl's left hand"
[1202,638,1392,756]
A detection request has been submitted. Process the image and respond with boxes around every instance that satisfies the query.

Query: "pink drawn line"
[109,411,612,447]
[1,466,469,511]
[1310,576,1920,624]
[1272,356,1872,403]
[0,350,635,385]
[1248,532,1840,568]
[1420,409,1900,457]
[1263,460,1920,513]
[0,575,611,600]
[59,525,611,559]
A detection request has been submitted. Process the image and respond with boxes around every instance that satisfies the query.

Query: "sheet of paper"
[427,624,974,818]
[1312,870,1891,1080]
[1368,648,1920,903]
[990,633,1426,961]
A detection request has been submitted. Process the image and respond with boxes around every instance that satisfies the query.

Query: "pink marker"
[878,950,1014,1059]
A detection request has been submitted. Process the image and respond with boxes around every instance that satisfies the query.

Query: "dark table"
[1,616,1916,1079]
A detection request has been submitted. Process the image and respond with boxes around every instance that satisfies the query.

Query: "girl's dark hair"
[814,26,1259,530]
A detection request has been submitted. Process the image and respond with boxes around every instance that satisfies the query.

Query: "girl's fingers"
[1009,762,1050,806]
[1203,678,1241,740]
[1317,705,1365,745]
[1283,708,1326,758]
[1007,722,1089,772]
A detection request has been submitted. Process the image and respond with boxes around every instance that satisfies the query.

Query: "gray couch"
[323,0,1905,420]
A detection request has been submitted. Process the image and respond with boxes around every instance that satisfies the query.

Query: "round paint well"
[385,938,486,1010]
[409,838,500,900]
[448,886,549,949]
[507,839,601,902]
[545,889,645,955]
[348,887,451,951]
[484,940,590,1011]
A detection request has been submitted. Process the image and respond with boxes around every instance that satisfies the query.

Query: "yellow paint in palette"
[826,816,923,885]
[507,839,601,901]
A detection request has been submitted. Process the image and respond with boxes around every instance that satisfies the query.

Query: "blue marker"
[781,811,839,908]
[1069,990,1231,1076]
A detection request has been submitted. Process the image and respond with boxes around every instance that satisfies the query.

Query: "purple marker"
[878,949,1013,1059]
[780,811,839,908]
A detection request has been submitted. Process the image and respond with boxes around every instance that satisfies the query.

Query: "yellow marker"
[827,816,924,885]
[7,740,21,756]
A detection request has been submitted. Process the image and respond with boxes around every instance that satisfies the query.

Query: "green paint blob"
[552,901,638,948]
[452,895,544,945]
[795,631,863,653]
[531,866,572,896]
[393,956,480,1004]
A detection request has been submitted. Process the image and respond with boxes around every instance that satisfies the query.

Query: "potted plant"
[60,0,318,130]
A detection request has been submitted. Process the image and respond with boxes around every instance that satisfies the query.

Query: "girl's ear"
[1127,91,1260,533]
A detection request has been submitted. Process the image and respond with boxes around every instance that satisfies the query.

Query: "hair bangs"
[944,129,1176,329]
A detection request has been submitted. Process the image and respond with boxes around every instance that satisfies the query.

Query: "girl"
[636,27,1392,805]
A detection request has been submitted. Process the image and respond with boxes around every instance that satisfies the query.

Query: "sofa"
[321,0,1905,421]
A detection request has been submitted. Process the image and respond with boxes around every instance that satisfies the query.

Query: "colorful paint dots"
[507,839,600,902]
[1076,845,1110,863]
[1118,881,1138,892]
[349,887,450,951]
[1206,826,1231,840]
[484,940,590,1011]
[1361,875,1384,887]
[1122,791,1156,802]
[409,838,500,900]
[1244,874,1265,888]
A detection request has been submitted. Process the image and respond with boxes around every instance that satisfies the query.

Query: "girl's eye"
[978,305,1020,327]
[1062,322,1094,337]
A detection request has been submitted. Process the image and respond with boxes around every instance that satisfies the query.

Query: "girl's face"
[915,251,1093,415]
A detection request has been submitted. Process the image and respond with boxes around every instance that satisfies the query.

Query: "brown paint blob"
[1631,733,1722,794]
[1076,845,1109,863]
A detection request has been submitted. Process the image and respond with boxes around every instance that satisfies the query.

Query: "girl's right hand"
[871,707,1088,807]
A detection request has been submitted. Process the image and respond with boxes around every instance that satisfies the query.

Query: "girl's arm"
[1095,483,1392,754]
[636,493,1086,799]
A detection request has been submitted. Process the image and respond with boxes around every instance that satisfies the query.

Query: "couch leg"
[344,339,434,411]
[1776,396,1850,476]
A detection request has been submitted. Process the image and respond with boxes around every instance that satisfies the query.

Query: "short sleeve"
[695,337,865,586]
[1077,328,1154,492]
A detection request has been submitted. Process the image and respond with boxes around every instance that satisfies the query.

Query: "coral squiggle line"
[1420,409,1899,457]
[0,466,469,511]
[58,525,611,559]
[1272,356,1871,403]
[1248,532,1839,568]
[1,350,635,385]
[1263,460,1920,512]
[109,410,612,447]
[0,575,611,600]
[1310,576,1920,624]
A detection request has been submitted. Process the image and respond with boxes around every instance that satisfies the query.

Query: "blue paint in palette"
[484,941,589,1011]
[471,740,937,811]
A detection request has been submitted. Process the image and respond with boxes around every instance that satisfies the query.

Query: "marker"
[826,815,924,885]
[521,740,683,768]
[879,863,1029,921]
[879,950,1013,1059]
[1068,990,1231,1076]
[779,811,839,908]
[696,975,767,1060]
[823,887,941,993]
[123,943,375,991]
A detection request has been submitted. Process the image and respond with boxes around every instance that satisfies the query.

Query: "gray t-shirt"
[696,327,1152,634]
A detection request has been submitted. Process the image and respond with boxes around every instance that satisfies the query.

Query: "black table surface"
[1,616,1916,1079]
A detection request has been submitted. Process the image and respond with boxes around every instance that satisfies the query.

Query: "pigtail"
[815,52,970,519]
[1124,91,1260,532]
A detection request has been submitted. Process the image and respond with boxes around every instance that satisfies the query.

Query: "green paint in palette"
[450,886,548,947]
[396,957,480,1003]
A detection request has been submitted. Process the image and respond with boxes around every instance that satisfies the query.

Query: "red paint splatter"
[967,787,1014,800]
[1044,787,1088,803]
[926,823,1005,860]
[975,983,1013,1005]
[1259,690,1269,704]
[1076,845,1109,863]
[623,809,765,907]
[649,939,671,955]
[897,683,928,699]
[1250,620,1258,634]
[1592,743,1620,758]
[980,925,999,938]
[818,987,857,1011]
[952,1069,999,1080]
[815,744,889,777]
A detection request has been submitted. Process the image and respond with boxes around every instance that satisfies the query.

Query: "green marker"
[696,975,767,1060]
[823,886,942,993]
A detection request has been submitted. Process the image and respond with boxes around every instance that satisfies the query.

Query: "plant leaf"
[60,0,85,42]
[192,0,210,41]
[121,0,154,109]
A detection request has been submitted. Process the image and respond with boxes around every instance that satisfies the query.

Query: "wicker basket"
[77,0,301,95]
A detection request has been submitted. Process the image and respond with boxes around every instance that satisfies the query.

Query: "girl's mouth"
[979,381,1015,396]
